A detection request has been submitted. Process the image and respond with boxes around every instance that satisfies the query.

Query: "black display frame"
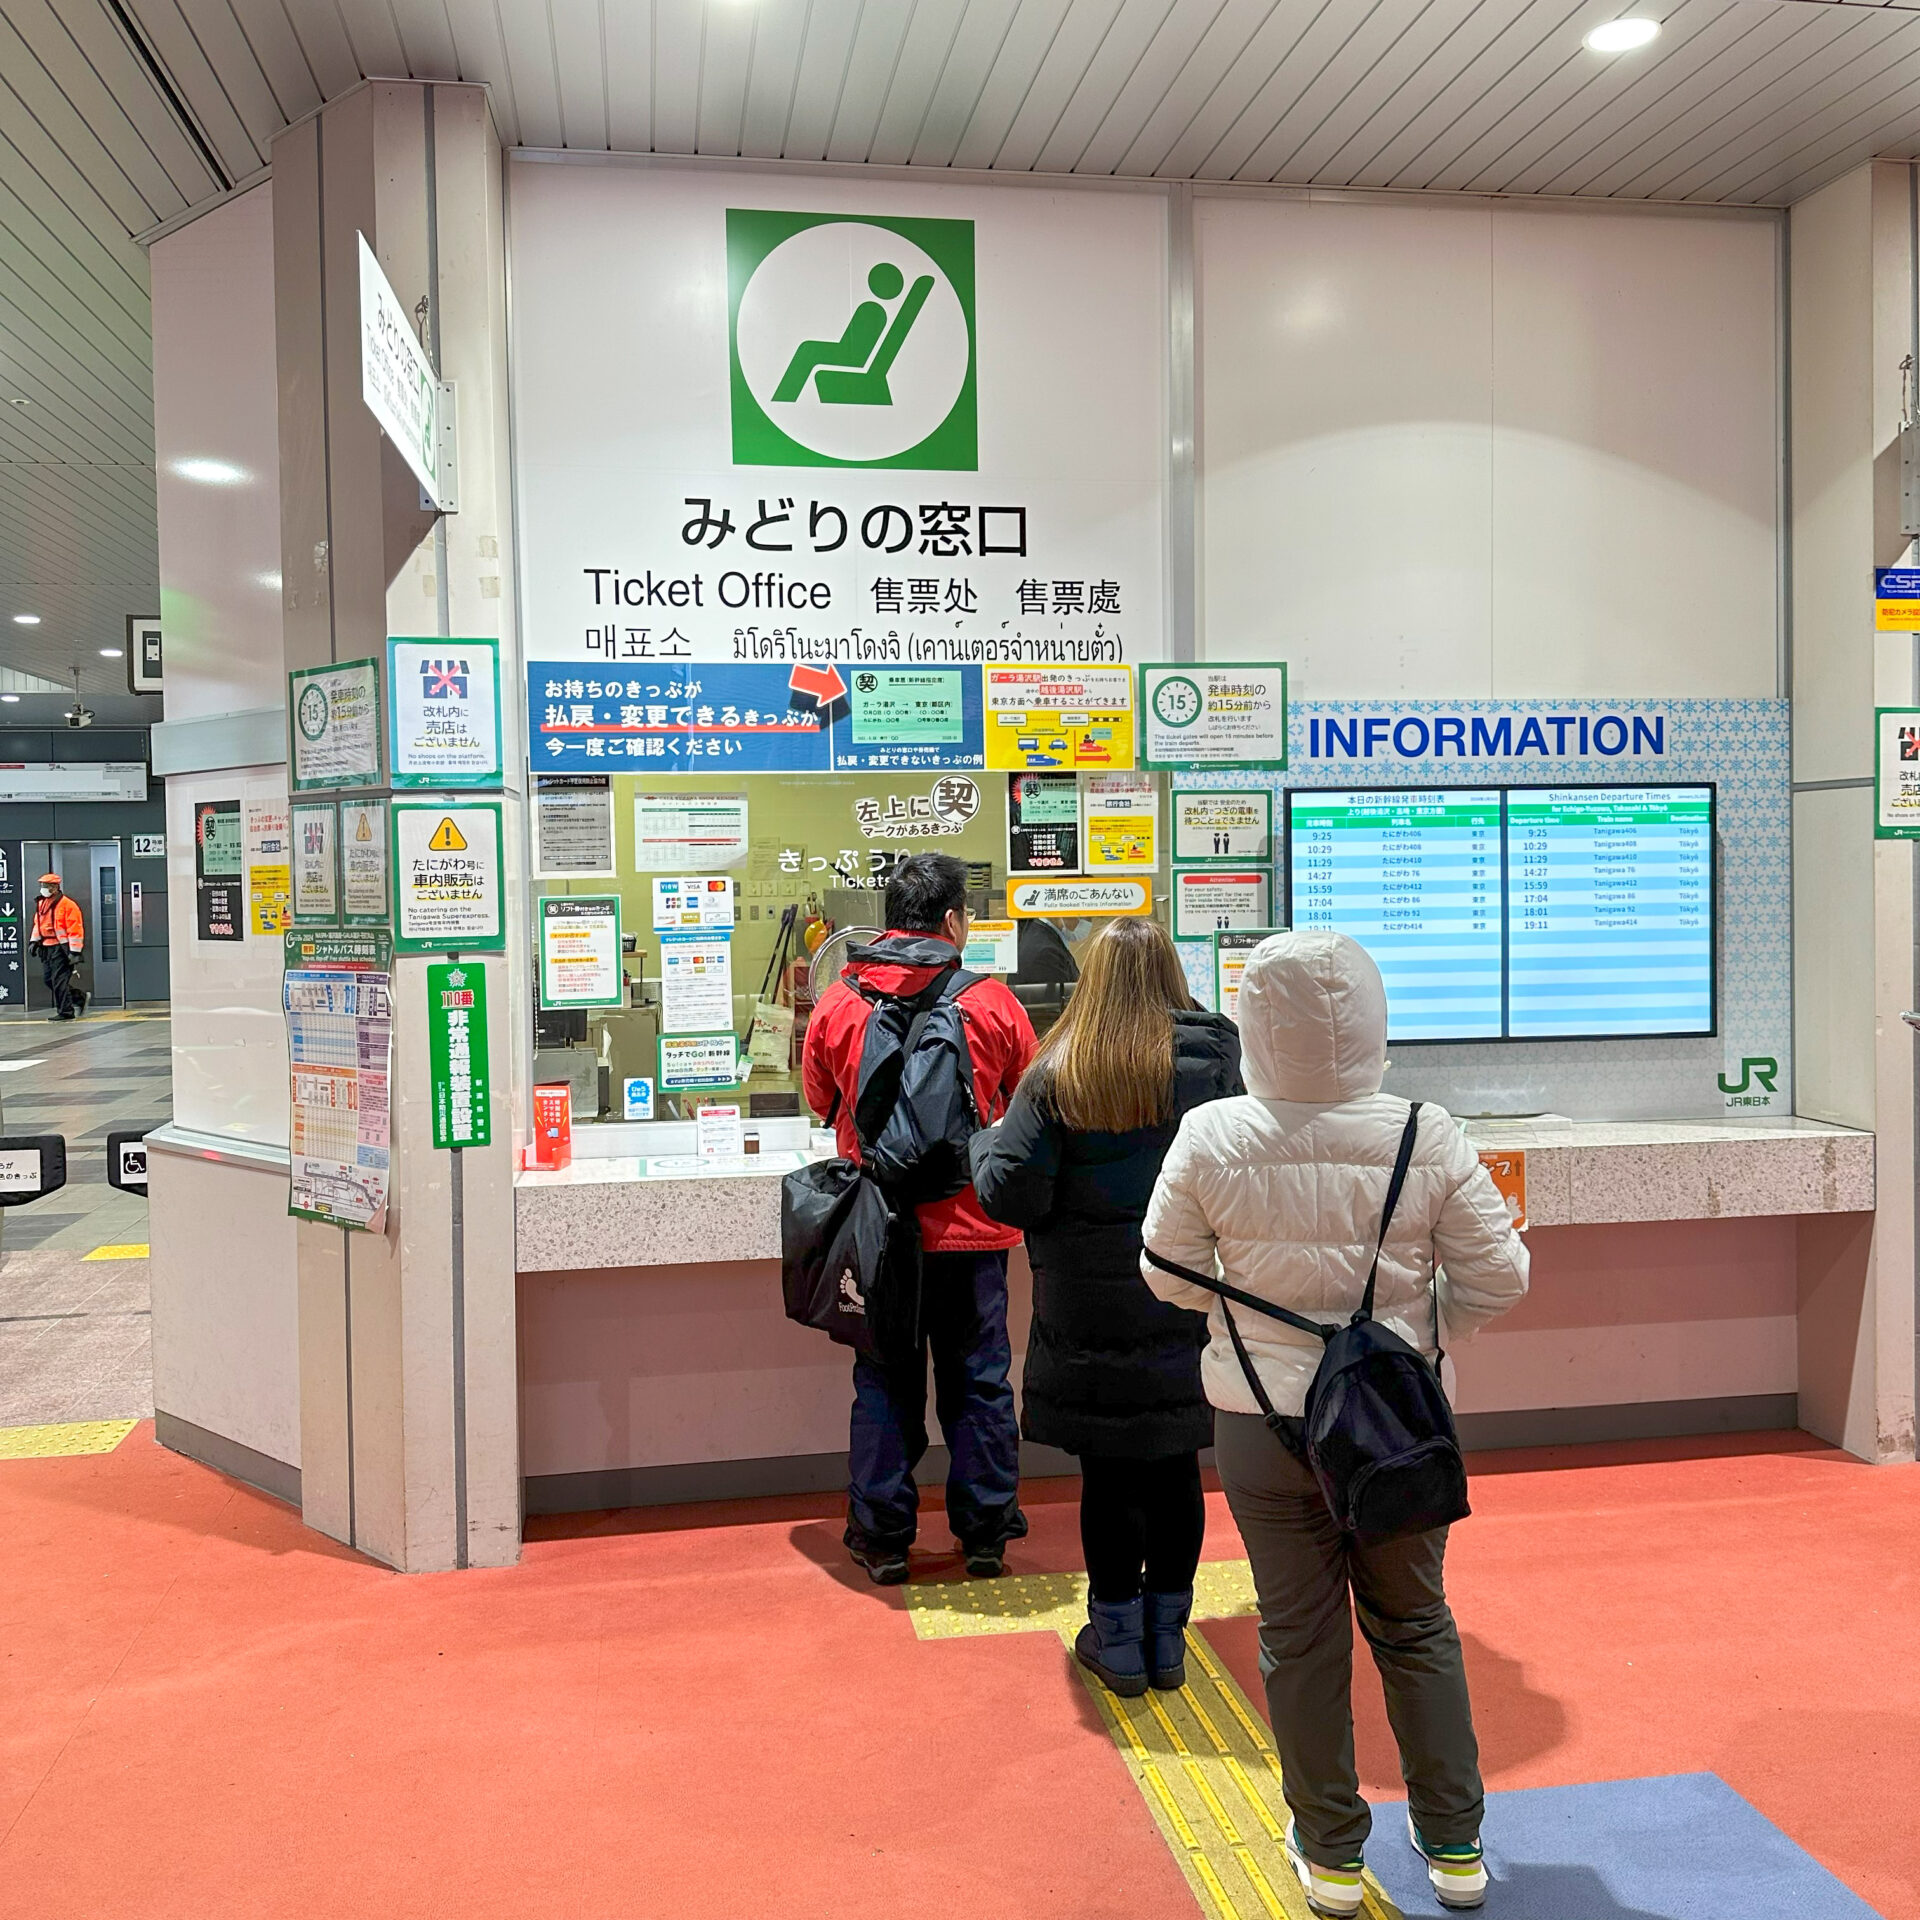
[1282,780,1719,1046]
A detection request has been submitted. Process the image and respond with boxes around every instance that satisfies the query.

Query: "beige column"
[272,81,526,1568]
[1789,159,1919,1463]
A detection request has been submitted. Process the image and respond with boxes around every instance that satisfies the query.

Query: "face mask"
[37,888,52,899]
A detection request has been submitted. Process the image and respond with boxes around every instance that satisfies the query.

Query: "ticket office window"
[535,771,1170,1123]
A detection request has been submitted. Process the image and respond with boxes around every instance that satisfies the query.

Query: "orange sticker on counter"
[1478,1149,1527,1231]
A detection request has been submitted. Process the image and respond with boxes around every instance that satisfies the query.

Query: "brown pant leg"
[1348,1522,1485,1848]
[1213,1410,1372,1865]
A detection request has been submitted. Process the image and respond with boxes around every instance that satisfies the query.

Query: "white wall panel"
[1487,204,1778,698]
[149,182,286,720]
[1198,192,1780,700]
[1198,192,1496,696]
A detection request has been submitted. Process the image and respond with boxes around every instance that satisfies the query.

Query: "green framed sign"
[290,800,339,926]
[339,798,391,926]
[288,656,382,791]
[387,636,504,789]
[1141,663,1287,771]
[389,799,506,954]
[1874,707,1920,838]
[538,895,624,1009]
[1172,865,1274,942]
[1171,786,1273,863]
[428,960,492,1149]
[658,1031,740,1092]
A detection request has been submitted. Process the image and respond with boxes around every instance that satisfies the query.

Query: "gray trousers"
[1214,1410,1484,1865]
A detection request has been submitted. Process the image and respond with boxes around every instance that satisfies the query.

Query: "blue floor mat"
[1366,1773,1882,1919]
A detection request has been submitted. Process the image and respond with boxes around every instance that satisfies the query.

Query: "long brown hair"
[1025,918,1195,1133]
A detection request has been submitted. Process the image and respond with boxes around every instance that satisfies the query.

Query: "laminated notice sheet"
[282,930,394,1230]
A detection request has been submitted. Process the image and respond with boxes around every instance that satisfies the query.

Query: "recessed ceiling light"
[99,647,123,658]
[12,614,40,625]
[0,694,18,703]
[172,456,245,486]
[1585,17,1660,52]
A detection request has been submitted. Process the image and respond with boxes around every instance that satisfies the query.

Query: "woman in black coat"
[970,917,1242,1698]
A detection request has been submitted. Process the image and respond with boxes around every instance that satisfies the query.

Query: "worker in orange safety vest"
[30,873,86,1020]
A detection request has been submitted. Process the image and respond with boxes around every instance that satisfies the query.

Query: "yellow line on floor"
[903,1557,1258,1639]
[82,1242,149,1261]
[0,1419,137,1459]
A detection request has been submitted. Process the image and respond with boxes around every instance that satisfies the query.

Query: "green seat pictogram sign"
[728,209,976,470]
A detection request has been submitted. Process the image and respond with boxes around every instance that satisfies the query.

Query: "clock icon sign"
[297,681,331,743]
[1153,674,1203,729]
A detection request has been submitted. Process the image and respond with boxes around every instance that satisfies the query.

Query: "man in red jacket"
[802,851,1036,1584]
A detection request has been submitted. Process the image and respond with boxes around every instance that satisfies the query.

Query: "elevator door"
[23,842,123,1010]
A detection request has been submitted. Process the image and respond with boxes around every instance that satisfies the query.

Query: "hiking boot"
[963,1541,1006,1578]
[1285,1824,1365,1917]
[1143,1588,1192,1690]
[1074,1595,1148,1697]
[848,1542,910,1586]
[1408,1813,1487,1910]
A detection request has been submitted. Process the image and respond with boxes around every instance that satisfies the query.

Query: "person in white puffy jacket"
[1141,930,1527,1918]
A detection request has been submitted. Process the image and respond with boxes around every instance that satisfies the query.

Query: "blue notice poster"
[528,662,832,772]
[528,661,985,773]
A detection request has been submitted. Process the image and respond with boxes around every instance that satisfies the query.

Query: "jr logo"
[1718,1056,1780,1096]
[728,209,976,471]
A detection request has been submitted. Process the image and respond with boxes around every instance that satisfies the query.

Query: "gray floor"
[0,1009,169,1425]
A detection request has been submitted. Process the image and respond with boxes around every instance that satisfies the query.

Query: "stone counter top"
[516,1116,1875,1272]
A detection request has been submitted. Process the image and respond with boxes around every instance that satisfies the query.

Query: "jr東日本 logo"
[728,209,976,471]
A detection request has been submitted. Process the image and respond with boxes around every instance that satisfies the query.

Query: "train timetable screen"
[1285,785,1716,1042]
[1287,790,1504,1040]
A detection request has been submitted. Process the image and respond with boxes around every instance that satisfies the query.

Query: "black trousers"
[38,945,80,1018]
[1078,1450,1206,1603]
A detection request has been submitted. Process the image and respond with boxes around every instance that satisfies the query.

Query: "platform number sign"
[0,840,21,1006]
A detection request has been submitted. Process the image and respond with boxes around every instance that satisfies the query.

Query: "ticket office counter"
[513,1113,1875,1513]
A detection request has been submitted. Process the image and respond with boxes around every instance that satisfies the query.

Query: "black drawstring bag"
[1146,1101,1470,1545]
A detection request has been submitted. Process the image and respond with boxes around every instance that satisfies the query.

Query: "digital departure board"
[1285,785,1716,1042]
[1289,791,1504,1039]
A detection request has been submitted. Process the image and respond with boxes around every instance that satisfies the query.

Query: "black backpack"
[781,942,983,1358]
[1146,1101,1471,1545]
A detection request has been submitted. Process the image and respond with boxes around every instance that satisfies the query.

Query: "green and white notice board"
[1141,664,1287,770]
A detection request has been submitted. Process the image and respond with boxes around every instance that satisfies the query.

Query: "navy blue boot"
[1075,1595,1149,1697]
[1144,1589,1193,1690]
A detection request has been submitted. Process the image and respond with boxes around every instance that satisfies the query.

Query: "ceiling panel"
[11,0,1920,714]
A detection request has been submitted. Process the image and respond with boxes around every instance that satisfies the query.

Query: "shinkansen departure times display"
[1286,785,1716,1042]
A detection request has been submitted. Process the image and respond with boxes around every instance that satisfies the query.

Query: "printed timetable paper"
[282,930,393,1231]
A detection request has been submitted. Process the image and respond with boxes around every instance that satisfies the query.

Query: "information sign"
[835,667,985,770]
[1007,771,1081,875]
[359,232,445,508]
[538,896,624,1009]
[1142,664,1287,770]
[132,832,165,859]
[623,1077,655,1121]
[1477,1149,1527,1231]
[1875,568,1920,632]
[652,875,735,931]
[245,801,291,936]
[282,928,393,1230]
[289,657,382,790]
[388,637,502,788]
[0,842,21,1007]
[659,1032,740,1091]
[984,668,1136,772]
[391,802,505,953]
[634,794,750,870]
[533,775,615,876]
[1007,876,1151,919]
[428,961,492,1149]
[194,799,243,942]
[1875,707,1920,837]
[696,1104,744,1157]
[340,800,389,924]
[1174,789,1272,862]
[659,932,734,1031]
[962,918,1020,973]
[1173,868,1274,941]
[291,803,338,925]
[1081,770,1157,871]
[1214,928,1284,1024]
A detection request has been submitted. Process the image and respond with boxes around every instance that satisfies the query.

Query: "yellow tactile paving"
[904,1556,1258,1639]
[81,1243,150,1261]
[906,1560,1404,1920]
[0,1419,138,1459]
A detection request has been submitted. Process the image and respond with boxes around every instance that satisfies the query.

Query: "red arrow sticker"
[789,662,847,706]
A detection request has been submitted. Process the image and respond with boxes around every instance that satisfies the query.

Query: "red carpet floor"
[0,1426,1913,1919]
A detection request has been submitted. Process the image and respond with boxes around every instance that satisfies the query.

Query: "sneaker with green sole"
[1408,1813,1488,1910]
[1284,1823,1365,1917]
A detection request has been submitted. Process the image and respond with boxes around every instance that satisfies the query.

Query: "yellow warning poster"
[1081,770,1157,871]
[391,801,504,953]
[983,667,1136,771]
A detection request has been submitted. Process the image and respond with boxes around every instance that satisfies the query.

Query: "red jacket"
[802,930,1036,1253]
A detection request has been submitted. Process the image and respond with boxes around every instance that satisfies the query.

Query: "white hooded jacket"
[1140,930,1529,1419]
